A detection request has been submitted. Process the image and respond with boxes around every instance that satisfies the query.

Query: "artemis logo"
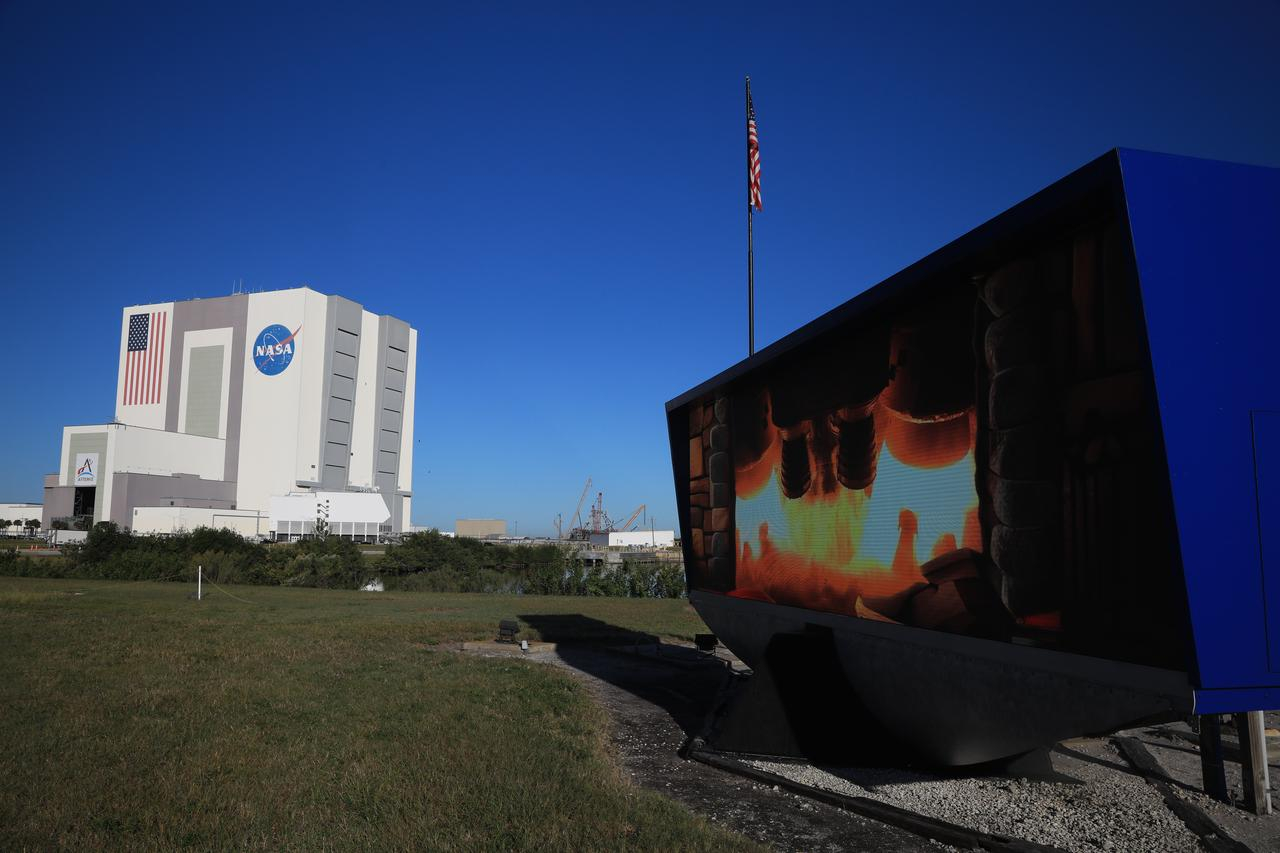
[74,452,98,486]
[252,324,301,376]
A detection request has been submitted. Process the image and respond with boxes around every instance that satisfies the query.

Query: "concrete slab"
[456,639,557,655]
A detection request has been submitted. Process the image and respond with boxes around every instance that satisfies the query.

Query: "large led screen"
[677,217,1186,670]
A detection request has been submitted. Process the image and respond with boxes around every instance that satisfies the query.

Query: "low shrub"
[0,524,687,598]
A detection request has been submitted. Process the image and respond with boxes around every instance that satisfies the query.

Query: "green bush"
[0,524,687,598]
[254,537,365,588]
[190,549,258,585]
[523,560,563,596]
[655,563,686,598]
[0,551,75,579]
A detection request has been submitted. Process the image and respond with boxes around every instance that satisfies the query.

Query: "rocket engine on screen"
[681,218,1183,671]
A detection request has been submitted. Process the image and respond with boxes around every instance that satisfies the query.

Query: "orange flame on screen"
[732,405,981,618]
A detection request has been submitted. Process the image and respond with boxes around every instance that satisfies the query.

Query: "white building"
[587,530,676,548]
[0,503,42,535]
[43,287,418,538]
[269,491,391,540]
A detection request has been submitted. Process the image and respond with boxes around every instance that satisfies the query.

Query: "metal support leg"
[1198,714,1230,803]
[1234,711,1272,816]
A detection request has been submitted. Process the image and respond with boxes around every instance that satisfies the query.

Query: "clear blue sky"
[2,2,1277,535]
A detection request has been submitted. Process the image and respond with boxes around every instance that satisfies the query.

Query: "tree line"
[0,518,41,535]
[0,524,686,598]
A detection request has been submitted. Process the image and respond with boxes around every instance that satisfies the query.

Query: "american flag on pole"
[124,311,167,405]
[748,93,762,211]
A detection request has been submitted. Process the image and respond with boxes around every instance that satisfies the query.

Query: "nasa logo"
[252,324,301,376]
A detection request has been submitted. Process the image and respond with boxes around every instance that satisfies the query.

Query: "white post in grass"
[197,565,202,601]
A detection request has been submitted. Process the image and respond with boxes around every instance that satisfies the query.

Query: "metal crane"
[616,504,646,532]
[588,492,608,533]
[568,477,591,537]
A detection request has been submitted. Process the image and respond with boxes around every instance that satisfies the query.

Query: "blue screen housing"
[1118,150,1280,712]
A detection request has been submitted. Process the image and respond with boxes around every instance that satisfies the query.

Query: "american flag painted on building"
[748,93,762,211]
[123,311,167,405]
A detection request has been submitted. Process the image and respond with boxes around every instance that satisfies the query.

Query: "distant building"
[268,491,392,541]
[0,503,42,534]
[43,287,418,538]
[131,505,267,538]
[455,518,506,539]
[587,530,676,548]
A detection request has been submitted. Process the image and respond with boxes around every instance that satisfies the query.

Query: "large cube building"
[43,287,418,537]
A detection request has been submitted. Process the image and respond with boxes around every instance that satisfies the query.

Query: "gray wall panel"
[184,344,224,438]
[387,318,410,352]
[334,328,359,356]
[333,351,357,379]
[333,299,363,336]
[326,420,350,444]
[330,375,355,401]
[318,295,366,491]
[324,442,348,467]
[329,397,353,423]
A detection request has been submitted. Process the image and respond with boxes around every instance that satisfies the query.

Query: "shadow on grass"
[518,613,726,741]
[516,612,661,646]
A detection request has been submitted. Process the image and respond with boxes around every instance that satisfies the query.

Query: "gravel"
[746,739,1204,852]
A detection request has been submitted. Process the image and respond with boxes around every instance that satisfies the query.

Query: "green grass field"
[0,577,755,851]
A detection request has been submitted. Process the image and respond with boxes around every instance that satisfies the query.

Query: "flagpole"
[746,76,755,357]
